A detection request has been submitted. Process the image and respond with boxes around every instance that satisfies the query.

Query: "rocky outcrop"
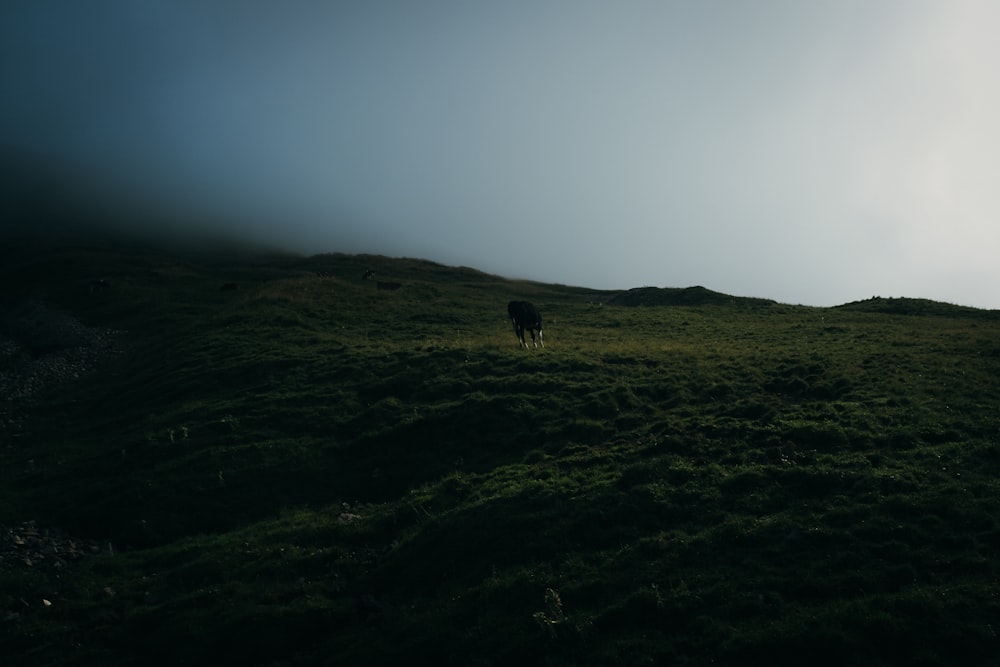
[1,520,103,574]
[0,303,123,620]
[0,299,124,437]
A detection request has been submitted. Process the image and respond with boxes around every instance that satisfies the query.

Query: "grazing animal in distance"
[363,269,375,280]
[508,300,544,348]
[89,279,111,293]
[377,281,402,291]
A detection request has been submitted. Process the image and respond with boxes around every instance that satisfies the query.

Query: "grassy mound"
[608,285,776,308]
[835,296,1000,319]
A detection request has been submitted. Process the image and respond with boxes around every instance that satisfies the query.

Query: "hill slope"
[2,231,1000,666]
[608,285,776,308]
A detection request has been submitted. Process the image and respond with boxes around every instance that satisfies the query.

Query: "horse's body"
[508,301,543,348]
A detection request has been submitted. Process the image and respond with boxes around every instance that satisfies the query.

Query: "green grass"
[2,227,1000,665]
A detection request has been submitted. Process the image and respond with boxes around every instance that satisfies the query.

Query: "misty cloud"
[2,1,998,308]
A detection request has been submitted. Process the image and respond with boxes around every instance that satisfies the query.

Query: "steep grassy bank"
[2,231,1000,665]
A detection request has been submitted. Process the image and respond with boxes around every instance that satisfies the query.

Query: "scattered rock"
[0,520,102,575]
[0,299,125,441]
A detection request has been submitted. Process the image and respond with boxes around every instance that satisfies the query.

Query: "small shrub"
[532,587,566,638]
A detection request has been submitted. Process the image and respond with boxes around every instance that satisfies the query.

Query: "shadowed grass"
[2,228,1000,666]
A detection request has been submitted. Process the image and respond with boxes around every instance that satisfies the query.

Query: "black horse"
[508,301,544,348]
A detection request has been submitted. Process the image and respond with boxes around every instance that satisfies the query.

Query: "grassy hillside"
[2,229,1000,666]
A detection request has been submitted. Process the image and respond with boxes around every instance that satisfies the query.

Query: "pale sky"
[2,1,998,308]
